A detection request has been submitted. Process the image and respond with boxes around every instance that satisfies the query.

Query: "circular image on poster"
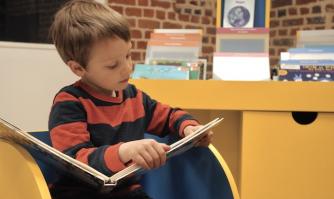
[227,6,250,27]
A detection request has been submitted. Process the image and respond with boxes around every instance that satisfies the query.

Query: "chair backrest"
[30,131,239,199]
[141,133,240,199]
[29,131,61,184]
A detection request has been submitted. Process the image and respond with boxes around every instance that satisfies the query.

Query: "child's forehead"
[89,37,131,61]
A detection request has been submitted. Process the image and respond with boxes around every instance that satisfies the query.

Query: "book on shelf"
[216,27,269,53]
[296,29,334,48]
[132,64,190,80]
[278,69,334,82]
[148,59,207,80]
[280,59,334,70]
[145,40,201,64]
[223,0,255,28]
[145,29,202,65]
[0,116,223,192]
[213,52,270,81]
[153,29,203,35]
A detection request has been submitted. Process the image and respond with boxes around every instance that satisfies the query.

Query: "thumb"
[161,143,171,151]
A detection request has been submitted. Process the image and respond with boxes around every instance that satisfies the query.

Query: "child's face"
[81,37,133,95]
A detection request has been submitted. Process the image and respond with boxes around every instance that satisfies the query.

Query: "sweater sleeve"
[48,91,126,176]
[141,90,199,137]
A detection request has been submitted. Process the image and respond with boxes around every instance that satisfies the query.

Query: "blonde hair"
[50,0,130,67]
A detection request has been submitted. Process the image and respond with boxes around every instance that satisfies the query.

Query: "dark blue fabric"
[29,131,61,184]
[141,134,234,199]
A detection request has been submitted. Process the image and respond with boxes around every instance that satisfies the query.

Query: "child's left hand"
[183,125,213,147]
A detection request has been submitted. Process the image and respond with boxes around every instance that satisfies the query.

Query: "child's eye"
[106,64,117,69]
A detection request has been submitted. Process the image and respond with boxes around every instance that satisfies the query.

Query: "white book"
[223,0,255,28]
[213,52,270,81]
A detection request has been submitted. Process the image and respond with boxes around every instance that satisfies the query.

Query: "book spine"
[280,64,334,70]
[288,47,334,53]
[278,69,334,81]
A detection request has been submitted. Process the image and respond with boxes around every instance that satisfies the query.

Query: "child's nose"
[121,60,133,76]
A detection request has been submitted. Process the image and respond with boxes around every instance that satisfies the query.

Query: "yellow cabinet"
[132,80,334,198]
[241,111,334,199]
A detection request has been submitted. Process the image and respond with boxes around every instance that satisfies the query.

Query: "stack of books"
[132,29,206,80]
[213,27,270,81]
[296,29,334,48]
[278,47,334,82]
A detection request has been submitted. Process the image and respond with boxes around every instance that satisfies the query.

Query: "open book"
[0,117,223,192]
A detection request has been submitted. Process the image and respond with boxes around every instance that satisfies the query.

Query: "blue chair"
[30,131,240,199]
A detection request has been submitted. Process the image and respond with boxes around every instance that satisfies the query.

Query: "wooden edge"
[16,144,52,199]
[216,0,222,27]
[0,141,51,199]
[209,144,240,199]
[265,0,271,28]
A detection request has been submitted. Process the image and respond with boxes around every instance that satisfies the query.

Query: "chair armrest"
[0,140,51,199]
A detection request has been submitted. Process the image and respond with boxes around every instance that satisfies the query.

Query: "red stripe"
[76,148,97,164]
[147,102,171,135]
[80,92,145,126]
[53,91,79,105]
[168,110,188,132]
[50,122,90,152]
[178,120,200,137]
[104,143,126,172]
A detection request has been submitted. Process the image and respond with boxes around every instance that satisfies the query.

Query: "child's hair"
[50,0,130,67]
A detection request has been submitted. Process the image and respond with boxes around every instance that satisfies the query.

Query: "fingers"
[133,139,168,169]
[197,131,213,147]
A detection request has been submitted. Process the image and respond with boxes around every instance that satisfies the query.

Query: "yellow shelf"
[131,80,334,112]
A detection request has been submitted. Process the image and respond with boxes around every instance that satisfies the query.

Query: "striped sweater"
[49,80,198,179]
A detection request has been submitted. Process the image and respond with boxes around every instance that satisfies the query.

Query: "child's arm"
[141,90,199,137]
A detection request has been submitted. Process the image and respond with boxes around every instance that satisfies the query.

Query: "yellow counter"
[131,80,334,199]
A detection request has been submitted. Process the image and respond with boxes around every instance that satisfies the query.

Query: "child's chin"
[118,82,128,89]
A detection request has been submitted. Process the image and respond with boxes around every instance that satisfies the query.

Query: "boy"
[48,0,213,199]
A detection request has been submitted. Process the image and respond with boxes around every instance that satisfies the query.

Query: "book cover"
[216,28,269,53]
[0,117,223,191]
[148,59,207,80]
[278,69,334,82]
[280,59,334,70]
[213,52,270,81]
[132,64,190,80]
[223,0,255,28]
[296,29,334,48]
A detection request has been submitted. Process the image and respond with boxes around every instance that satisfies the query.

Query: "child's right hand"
[118,139,170,170]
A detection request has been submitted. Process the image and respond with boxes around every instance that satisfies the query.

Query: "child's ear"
[67,60,86,77]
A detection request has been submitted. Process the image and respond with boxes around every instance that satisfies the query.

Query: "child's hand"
[118,139,170,170]
[183,125,213,147]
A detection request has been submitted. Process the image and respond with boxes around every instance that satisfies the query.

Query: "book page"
[0,117,113,188]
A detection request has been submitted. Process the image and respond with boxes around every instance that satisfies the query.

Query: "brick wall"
[109,0,217,75]
[270,0,334,67]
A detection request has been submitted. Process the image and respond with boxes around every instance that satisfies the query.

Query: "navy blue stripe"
[49,101,86,130]
[87,118,146,146]
[88,146,113,176]
[63,141,94,157]
[142,92,157,130]
[60,84,138,107]
[173,112,196,133]
[160,108,174,137]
